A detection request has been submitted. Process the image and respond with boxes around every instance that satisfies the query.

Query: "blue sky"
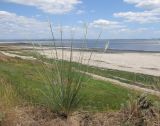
[0,0,160,39]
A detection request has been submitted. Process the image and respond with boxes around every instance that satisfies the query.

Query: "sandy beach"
[1,44,160,76]
[37,49,160,76]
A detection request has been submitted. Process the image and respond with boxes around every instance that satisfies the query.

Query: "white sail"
[104,41,109,52]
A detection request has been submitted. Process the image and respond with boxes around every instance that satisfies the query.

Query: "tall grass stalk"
[0,79,19,107]
[32,23,103,118]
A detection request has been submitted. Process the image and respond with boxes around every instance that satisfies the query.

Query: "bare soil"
[1,106,121,126]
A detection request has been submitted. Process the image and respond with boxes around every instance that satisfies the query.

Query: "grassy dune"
[1,51,160,126]
[0,54,138,111]
[10,50,160,88]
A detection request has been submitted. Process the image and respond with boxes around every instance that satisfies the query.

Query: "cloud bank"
[114,0,160,23]
[90,19,125,29]
[124,0,160,9]
[5,0,82,14]
[0,11,50,39]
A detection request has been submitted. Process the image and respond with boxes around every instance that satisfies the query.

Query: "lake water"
[40,39,160,52]
[1,39,160,52]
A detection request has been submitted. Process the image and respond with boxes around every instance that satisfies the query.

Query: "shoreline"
[1,44,160,76]
[0,42,160,53]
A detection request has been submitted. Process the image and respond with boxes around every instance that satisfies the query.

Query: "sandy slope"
[1,46,160,76]
[0,51,36,60]
[38,49,160,76]
[83,71,160,97]
[1,50,160,97]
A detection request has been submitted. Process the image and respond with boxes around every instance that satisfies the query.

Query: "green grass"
[80,79,136,111]
[45,59,160,89]
[0,56,138,111]
[83,65,160,86]
[13,50,160,88]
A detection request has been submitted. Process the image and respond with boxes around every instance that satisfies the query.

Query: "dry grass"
[120,94,160,126]
[1,105,122,126]
[0,53,21,63]
[1,103,160,126]
[0,79,20,108]
[1,48,160,125]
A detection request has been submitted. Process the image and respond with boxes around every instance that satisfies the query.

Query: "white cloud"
[1,11,159,39]
[117,28,149,33]
[114,9,160,23]
[124,0,160,9]
[0,11,51,39]
[90,19,125,29]
[76,10,85,14]
[88,19,160,39]
[114,0,160,23]
[107,27,160,39]
[0,11,85,39]
[5,0,82,14]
